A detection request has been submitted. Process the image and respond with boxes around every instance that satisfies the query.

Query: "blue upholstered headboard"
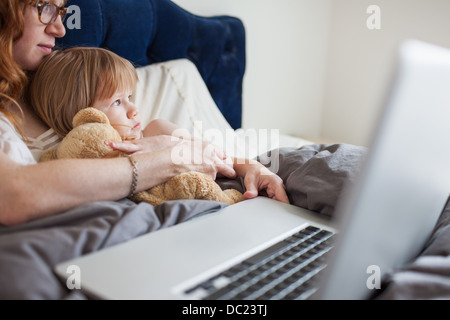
[56,0,246,129]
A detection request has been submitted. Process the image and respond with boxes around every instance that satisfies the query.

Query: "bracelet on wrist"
[127,155,138,197]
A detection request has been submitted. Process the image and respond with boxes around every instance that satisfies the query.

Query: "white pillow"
[133,59,232,137]
[133,59,313,159]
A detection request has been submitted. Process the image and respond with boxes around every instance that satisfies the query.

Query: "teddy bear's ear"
[72,107,110,127]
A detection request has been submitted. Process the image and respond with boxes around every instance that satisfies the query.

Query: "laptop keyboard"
[184,225,335,300]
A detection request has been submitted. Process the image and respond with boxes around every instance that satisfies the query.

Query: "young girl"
[29,47,229,158]
[28,47,289,202]
[29,47,152,139]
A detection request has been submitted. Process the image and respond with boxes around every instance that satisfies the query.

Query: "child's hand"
[238,161,290,204]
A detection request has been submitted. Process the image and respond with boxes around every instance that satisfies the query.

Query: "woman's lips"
[38,44,53,54]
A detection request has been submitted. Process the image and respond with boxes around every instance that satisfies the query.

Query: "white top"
[0,112,61,164]
[25,127,61,162]
[0,113,36,165]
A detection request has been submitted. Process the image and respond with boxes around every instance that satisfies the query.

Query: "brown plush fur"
[41,108,244,206]
[130,171,244,206]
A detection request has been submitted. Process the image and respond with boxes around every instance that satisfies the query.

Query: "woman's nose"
[45,15,66,38]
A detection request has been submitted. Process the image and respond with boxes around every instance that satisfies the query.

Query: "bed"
[1,0,450,300]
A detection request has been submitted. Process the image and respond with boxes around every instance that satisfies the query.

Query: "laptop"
[54,39,450,300]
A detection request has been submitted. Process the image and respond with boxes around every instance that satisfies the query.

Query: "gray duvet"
[1,144,448,299]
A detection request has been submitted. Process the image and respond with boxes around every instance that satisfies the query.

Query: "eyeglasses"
[28,1,67,26]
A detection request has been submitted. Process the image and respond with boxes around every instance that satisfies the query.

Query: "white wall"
[172,0,332,140]
[172,0,450,146]
[323,0,450,146]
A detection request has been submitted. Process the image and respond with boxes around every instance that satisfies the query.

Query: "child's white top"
[24,127,61,162]
[0,112,61,164]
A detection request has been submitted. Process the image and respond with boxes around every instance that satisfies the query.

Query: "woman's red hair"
[0,0,27,134]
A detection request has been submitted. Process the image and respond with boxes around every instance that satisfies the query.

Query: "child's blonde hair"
[29,47,138,137]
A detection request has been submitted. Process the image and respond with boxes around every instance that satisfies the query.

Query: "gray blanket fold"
[257,144,367,216]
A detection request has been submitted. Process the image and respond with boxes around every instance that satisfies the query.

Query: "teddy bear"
[40,108,244,206]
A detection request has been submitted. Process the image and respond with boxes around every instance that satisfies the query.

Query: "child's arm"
[141,119,227,160]
[142,119,191,140]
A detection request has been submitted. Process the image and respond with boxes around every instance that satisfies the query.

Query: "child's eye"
[112,99,121,106]
[127,95,132,101]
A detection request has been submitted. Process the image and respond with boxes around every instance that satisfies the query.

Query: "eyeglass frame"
[28,0,67,26]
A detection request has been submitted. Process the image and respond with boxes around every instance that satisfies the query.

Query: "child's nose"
[127,106,139,119]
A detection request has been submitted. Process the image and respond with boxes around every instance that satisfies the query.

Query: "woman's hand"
[234,159,290,204]
[170,139,236,180]
[106,135,228,159]
[105,135,182,154]
[106,135,236,180]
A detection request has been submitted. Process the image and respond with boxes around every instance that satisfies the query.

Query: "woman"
[0,0,288,226]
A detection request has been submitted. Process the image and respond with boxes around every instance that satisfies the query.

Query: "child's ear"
[72,108,110,127]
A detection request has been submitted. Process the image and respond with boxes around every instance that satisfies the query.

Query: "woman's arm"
[0,139,235,226]
[0,151,162,226]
